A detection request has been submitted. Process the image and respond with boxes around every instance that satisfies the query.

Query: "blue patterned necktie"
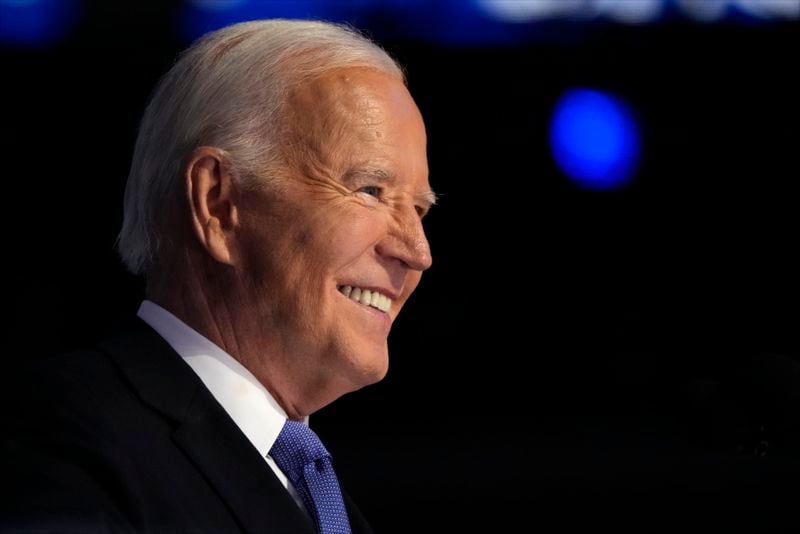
[269,420,352,534]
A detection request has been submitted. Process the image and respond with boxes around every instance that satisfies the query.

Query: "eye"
[358,185,382,198]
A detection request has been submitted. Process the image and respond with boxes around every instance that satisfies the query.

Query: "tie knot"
[270,420,330,476]
[268,420,352,533]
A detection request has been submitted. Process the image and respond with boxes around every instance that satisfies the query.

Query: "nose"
[376,207,432,272]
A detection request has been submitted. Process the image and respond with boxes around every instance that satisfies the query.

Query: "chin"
[367,357,390,384]
[348,347,390,389]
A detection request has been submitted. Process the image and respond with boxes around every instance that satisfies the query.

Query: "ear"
[185,146,240,266]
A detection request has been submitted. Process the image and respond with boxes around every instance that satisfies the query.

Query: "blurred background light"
[176,0,800,45]
[736,0,800,19]
[677,0,731,22]
[549,88,641,191]
[593,0,664,24]
[679,0,800,22]
[476,0,589,23]
[0,0,81,47]
[475,0,798,27]
[179,0,335,43]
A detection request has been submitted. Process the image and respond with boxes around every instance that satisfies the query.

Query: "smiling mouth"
[337,285,393,313]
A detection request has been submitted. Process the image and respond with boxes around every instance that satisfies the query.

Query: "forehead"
[281,67,429,191]
[287,67,410,117]
[284,67,425,150]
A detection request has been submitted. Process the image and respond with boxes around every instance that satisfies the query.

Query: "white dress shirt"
[136,300,306,510]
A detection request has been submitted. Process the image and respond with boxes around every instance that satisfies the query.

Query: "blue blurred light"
[176,0,799,47]
[549,88,641,191]
[180,0,344,43]
[0,0,81,47]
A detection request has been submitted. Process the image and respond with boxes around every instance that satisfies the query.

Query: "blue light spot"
[0,0,81,47]
[549,88,641,191]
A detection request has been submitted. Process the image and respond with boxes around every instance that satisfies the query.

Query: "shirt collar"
[137,300,291,458]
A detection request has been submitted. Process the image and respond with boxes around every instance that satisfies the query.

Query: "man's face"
[237,68,433,405]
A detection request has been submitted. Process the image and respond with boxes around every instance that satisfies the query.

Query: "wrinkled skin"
[166,67,434,419]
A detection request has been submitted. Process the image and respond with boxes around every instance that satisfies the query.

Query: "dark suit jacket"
[0,317,373,533]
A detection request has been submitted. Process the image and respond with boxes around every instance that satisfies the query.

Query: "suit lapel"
[99,317,315,534]
[172,391,315,534]
[344,491,374,534]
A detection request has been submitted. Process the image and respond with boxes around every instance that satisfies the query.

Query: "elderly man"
[2,19,433,533]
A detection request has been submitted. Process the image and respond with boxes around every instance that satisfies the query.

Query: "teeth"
[338,285,392,313]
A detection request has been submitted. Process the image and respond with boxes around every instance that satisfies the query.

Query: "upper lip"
[338,284,400,301]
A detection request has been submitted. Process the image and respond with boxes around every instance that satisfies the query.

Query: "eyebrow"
[418,189,438,210]
[344,167,438,211]
[342,167,393,184]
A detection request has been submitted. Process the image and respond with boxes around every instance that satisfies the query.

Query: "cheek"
[321,209,385,256]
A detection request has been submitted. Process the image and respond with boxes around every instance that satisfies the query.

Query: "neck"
[146,256,324,420]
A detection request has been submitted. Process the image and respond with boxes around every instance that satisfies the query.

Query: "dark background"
[3,1,799,531]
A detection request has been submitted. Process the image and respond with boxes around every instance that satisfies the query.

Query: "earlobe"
[185,146,240,266]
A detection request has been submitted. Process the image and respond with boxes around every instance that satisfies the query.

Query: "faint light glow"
[735,0,800,19]
[476,0,588,23]
[592,0,663,24]
[678,0,731,21]
[549,88,641,191]
[680,0,800,21]
[477,0,798,26]
[180,0,329,43]
[0,0,81,47]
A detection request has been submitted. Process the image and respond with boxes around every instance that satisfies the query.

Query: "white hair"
[117,19,404,276]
